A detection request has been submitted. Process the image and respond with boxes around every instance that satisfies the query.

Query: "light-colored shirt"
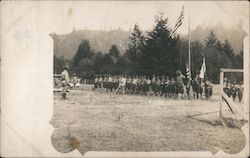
[99,77,103,82]
[176,74,185,84]
[146,79,151,85]
[61,70,70,84]
[133,79,137,84]
[120,77,126,86]
[108,77,113,82]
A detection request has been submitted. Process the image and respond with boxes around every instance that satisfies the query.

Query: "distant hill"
[50,29,131,60]
[51,25,246,60]
[182,24,246,54]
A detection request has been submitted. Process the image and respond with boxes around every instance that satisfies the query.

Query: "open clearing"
[51,85,247,155]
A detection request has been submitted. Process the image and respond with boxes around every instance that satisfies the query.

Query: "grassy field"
[51,84,247,155]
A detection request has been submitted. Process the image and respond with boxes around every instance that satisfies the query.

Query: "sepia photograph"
[50,1,249,156]
[1,0,249,157]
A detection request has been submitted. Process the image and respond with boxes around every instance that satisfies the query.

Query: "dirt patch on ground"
[51,85,247,155]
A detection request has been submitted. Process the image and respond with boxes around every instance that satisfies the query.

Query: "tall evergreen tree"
[204,30,233,83]
[109,45,120,59]
[141,12,179,76]
[204,31,221,82]
[126,24,145,60]
[125,24,145,74]
[205,31,218,49]
[234,49,243,69]
[72,40,94,68]
[222,40,234,59]
[190,40,204,75]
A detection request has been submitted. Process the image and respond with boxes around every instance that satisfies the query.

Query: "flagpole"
[188,12,191,79]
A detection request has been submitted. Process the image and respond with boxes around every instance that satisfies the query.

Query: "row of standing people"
[223,78,243,102]
[93,72,213,100]
[191,73,213,100]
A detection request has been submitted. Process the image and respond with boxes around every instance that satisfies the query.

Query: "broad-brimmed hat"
[63,65,70,70]
[176,70,181,75]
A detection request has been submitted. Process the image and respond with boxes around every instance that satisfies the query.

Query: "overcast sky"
[40,1,248,35]
[3,1,249,35]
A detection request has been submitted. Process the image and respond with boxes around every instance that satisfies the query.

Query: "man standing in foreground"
[61,65,70,99]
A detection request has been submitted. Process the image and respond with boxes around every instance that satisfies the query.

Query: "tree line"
[54,13,243,83]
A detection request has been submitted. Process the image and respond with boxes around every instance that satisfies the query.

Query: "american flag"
[186,63,191,79]
[171,6,184,38]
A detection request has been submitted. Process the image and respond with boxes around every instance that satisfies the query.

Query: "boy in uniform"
[132,75,137,94]
[141,76,147,95]
[136,76,141,94]
[98,75,103,90]
[94,75,98,90]
[164,76,170,98]
[156,76,161,96]
[199,79,204,99]
[237,82,243,102]
[146,76,151,96]
[119,75,127,95]
[176,71,185,99]
[205,78,213,100]
[103,74,108,91]
[160,76,165,96]
[108,74,113,92]
[151,75,156,95]
[193,71,200,99]
[186,78,192,99]
[114,75,119,91]
[126,75,131,94]
[170,78,175,98]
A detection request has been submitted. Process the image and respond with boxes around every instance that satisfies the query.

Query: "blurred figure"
[72,74,78,88]
[146,76,151,96]
[103,74,108,91]
[237,82,244,103]
[164,76,170,98]
[98,75,103,89]
[205,78,213,100]
[126,75,132,94]
[170,78,175,98]
[61,65,70,99]
[108,74,113,92]
[176,70,185,99]
[54,76,60,88]
[231,82,237,101]
[160,76,165,96]
[155,76,161,96]
[151,75,156,95]
[119,75,127,95]
[199,79,205,99]
[75,77,81,88]
[94,75,98,90]
[186,78,192,100]
[193,70,201,99]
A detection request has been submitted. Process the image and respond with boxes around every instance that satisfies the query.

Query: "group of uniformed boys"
[93,72,213,100]
[223,78,243,102]
[95,74,178,97]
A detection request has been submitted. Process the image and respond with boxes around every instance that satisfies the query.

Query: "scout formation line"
[93,71,213,100]
[57,65,243,102]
